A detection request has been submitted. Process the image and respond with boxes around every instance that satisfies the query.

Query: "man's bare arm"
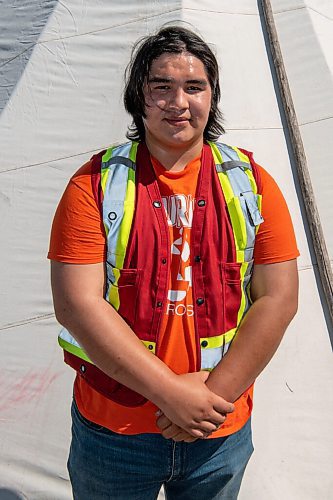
[51,261,233,437]
[206,259,299,402]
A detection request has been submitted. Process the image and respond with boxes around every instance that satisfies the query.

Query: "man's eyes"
[151,85,204,92]
[153,85,171,90]
[187,86,203,92]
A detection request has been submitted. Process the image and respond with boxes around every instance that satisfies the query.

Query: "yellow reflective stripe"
[230,146,250,164]
[101,147,114,196]
[237,261,250,325]
[210,141,237,202]
[212,144,249,263]
[109,285,120,310]
[102,147,113,164]
[236,250,245,262]
[58,337,93,363]
[245,169,257,194]
[107,164,136,309]
[256,194,263,234]
[101,168,109,195]
[114,174,136,270]
[226,194,246,262]
[107,267,121,310]
[200,328,237,349]
[129,141,139,162]
[217,171,234,203]
[257,193,262,212]
[103,221,109,237]
[141,340,156,354]
[101,166,109,237]
[208,141,222,164]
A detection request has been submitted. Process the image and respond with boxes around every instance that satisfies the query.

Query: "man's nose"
[168,87,188,110]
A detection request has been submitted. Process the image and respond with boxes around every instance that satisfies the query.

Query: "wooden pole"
[261,0,333,324]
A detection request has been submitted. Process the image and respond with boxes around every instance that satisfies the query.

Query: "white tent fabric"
[271,0,333,262]
[0,1,332,499]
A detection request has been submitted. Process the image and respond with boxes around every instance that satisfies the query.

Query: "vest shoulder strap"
[211,141,264,262]
[101,142,138,275]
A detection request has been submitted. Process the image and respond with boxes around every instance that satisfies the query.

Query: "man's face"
[143,52,212,151]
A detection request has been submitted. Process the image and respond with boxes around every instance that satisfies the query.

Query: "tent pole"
[260,0,333,325]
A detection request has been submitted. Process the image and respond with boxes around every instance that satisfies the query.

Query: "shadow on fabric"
[0,0,58,115]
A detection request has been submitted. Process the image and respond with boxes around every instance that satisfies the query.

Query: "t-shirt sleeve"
[47,160,106,264]
[254,165,299,264]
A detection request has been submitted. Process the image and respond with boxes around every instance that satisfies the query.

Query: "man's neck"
[145,137,204,172]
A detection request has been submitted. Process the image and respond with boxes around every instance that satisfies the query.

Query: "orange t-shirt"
[48,152,299,437]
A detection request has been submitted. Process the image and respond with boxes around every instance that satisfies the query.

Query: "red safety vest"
[60,141,263,406]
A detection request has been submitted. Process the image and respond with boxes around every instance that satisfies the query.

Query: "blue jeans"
[68,399,253,500]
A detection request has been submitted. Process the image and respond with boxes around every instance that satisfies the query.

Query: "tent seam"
[0,8,182,68]
[0,147,108,174]
[1,313,55,331]
[183,8,258,16]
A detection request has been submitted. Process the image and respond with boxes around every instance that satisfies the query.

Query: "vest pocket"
[221,262,242,332]
[105,262,142,328]
[240,191,264,227]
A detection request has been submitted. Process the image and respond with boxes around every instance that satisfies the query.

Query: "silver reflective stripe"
[59,327,81,348]
[216,160,251,172]
[105,156,136,170]
[242,260,254,314]
[226,166,252,197]
[215,143,263,258]
[201,342,232,370]
[102,143,134,267]
[215,143,252,197]
[216,143,241,162]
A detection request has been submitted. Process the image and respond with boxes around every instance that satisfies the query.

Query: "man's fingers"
[172,432,196,442]
[208,410,227,425]
[193,420,223,434]
[213,398,234,415]
[162,423,183,439]
[182,436,198,443]
[193,410,226,427]
[157,414,225,436]
[157,416,212,440]
[156,414,172,431]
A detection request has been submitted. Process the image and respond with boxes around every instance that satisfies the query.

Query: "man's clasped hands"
[155,370,234,443]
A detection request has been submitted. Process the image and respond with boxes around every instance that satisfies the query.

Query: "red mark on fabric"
[0,367,61,413]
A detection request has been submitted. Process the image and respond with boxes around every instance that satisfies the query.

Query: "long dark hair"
[124,26,225,142]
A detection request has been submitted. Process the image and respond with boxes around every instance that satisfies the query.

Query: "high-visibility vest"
[58,141,264,406]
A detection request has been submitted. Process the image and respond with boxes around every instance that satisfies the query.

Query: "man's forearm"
[206,294,297,402]
[52,263,234,438]
[56,293,178,406]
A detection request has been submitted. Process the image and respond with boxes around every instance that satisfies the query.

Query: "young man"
[49,26,299,499]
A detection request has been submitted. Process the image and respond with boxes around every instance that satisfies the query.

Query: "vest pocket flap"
[221,262,242,283]
[240,191,264,226]
[118,268,141,287]
[106,262,141,287]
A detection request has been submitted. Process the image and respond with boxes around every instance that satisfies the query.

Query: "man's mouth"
[165,117,189,126]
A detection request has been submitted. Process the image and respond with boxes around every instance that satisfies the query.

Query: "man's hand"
[156,413,222,442]
[156,416,198,442]
[155,371,233,440]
